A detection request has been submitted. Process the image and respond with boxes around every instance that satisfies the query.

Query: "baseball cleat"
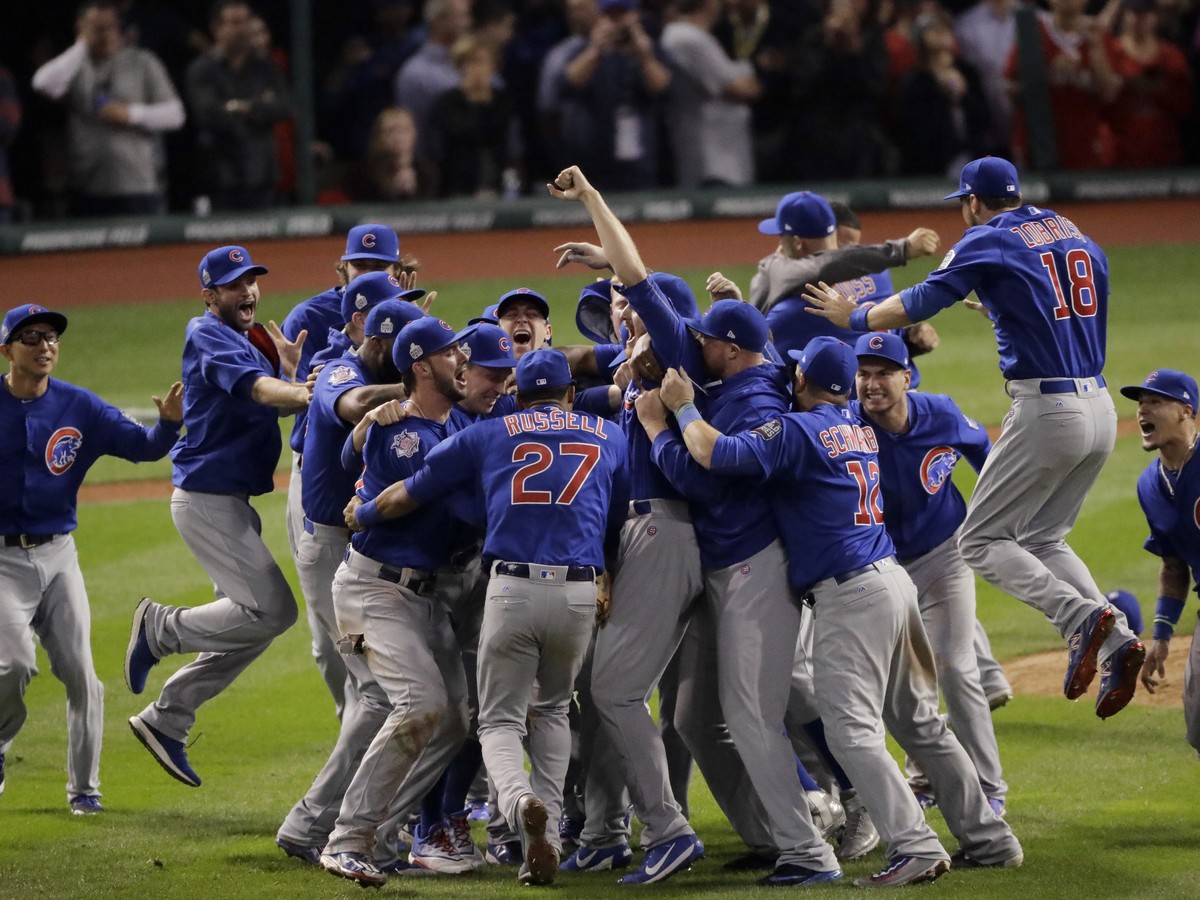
[378,856,433,876]
[986,686,1014,710]
[853,855,951,888]
[560,842,633,871]
[515,793,557,885]
[1064,606,1115,700]
[912,791,938,810]
[128,715,201,787]
[617,832,704,886]
[806,789,846,842]
[409,822,474,874]
[69,794,104,815]
[447,808,487,870]
[836,791,880,861]
[721,851,777,871]
[987,796,1007,818]
[124,597,160,694]
[321,850,386,888]
[466,799,489,822]
[759,863,843,887]
[275,836,322,867]
[559,812,584,855]
[1095,638,1146,719]
[949,848,1024,869]
[485,840,523,865]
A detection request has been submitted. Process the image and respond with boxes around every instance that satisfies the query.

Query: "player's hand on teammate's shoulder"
[706,271,743,302]
[905,227,940,258]
[554,241,611,271]
[368,399,409,427]
[1140,639,1170,694]
[629,333,664,387]
[546,165,595,202]
[634,388,667,428]
[613,360,634,393]
[659,367,694,412]
[904,322,939,356]
[803,281,854,327]
[344,495,365,532]
[153,381,185,424]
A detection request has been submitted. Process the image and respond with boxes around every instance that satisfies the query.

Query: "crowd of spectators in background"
[0,0,1197,222]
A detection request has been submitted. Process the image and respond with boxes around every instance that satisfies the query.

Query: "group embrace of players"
[3,156,1198,892]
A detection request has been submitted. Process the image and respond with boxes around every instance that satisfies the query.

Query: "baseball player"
[633,299,846,887]
[124,245,311,788]
[0,304,182,813]
[350,348,630,886]
[748,190,940,359]
[318,316,472,888]
[1123,370,1200,755]
[805,155,1145,718]
[851,332,1007,814]
[496,287,552,359]
[650,336,1024,884]
[274,297,423,867]
[547,165,778,885]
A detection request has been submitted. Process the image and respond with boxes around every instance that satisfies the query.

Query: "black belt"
[630,499,652,516]
[3,533,61,549]
[494,562,596,582]
[344,548,431,593]
[1040,375,1105,394]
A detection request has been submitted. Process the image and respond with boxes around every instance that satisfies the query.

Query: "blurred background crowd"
[0,0,1196,223]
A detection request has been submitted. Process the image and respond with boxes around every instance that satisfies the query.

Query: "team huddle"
[3,157,1199,890]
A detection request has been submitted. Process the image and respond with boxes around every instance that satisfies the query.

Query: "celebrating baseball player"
[318,317,472,888]
[124,245,311,788]
[850,332,1008,813]
[650,335,1024,885]
[0,304,182,814]
[805,155,1144,719]
[350,348,629,886]
[1122,370,1200,755]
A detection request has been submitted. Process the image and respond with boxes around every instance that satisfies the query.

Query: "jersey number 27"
[511,441,600,505]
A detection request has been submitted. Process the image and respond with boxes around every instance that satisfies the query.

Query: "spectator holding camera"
[31,0,184,217]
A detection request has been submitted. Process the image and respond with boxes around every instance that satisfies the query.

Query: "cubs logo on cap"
[1120,369,1199,413]
[456,323,517,369]
[1,303,69,344]
[391,317,460,372]
[341,224,400,263]
[854,331,909,369]
[197,245,268,288]
[496,287,551,320]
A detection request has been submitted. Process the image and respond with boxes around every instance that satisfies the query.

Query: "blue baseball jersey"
[852,392,990,560]
[302,352,373,526]
[0,377,181,534]
[901,205,1108,380]
[290,328,356,453]
[705,404,895,594]
[171,311,282,495]
[283,288,345,452]
[406,404,629,569]
[351,413,464,570]
[652,363,790,569]
[1136,455,1200,592]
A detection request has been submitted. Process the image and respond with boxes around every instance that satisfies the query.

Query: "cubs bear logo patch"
[392,430,420,458]
[45,427,83,475]
[919,446,958,495]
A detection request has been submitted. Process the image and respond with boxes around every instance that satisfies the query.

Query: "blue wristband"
[355,498,384,528]
[1152,594,1186,641]
[674,401,703,431]
[849,305,872,332]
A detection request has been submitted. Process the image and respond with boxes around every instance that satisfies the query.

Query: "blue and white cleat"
[618,833,704,886]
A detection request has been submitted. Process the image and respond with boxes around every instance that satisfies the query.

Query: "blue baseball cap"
[392,317,460,372]
[516,348,573,393]
[198,245,268,288]
[685,299,769,352]
[576,279,616,344]
[647,271,699,319]
[497,287,551,320]
[758,191,836,238]
[341,271,417,322]
[365,298,425,338]
[1105,589,1143,636]
[943,157,1021,200]
[788,336,856,395]
[468,303,501,326]
[1,303,68,343]
[458,323,517,368]
[854,331,910,369]
[341,224,400,263]
[1120,369,1199,411]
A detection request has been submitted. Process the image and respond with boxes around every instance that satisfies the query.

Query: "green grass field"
[3,239,1200,896]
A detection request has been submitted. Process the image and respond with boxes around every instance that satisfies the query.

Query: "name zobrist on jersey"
[1008,209,1085,248]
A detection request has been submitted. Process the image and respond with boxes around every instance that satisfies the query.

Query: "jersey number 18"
[1040,249,1098,321]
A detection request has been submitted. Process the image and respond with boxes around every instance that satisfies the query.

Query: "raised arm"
[547,166,647,288]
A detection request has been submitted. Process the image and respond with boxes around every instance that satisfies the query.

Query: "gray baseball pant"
[959,381,1136,657]
[137,489,297,741]
[293,516,349,719]
[0,536,103,800]
[1185,611,1200,754]
[811,560,1021,865]
[974,619,1012,700]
